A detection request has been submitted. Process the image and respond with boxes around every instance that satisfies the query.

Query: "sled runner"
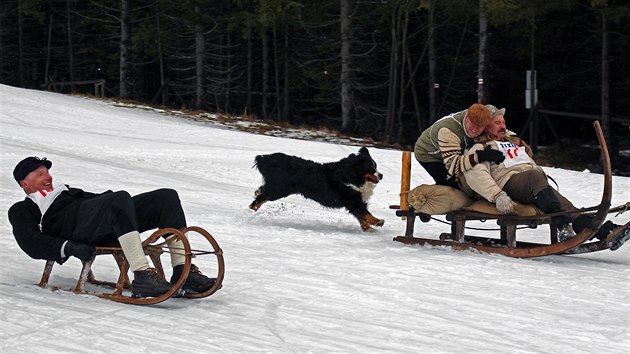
[38,226,225,305]
[391,121,629,257]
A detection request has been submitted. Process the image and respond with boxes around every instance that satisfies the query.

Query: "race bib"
[495,141,531,168]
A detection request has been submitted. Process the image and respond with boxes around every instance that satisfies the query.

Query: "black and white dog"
[249,146,384,231]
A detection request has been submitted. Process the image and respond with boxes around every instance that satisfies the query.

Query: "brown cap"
[466,103,492,127]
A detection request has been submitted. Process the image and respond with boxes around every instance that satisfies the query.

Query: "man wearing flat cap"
[414,103,506,189]
[8,156,217,297]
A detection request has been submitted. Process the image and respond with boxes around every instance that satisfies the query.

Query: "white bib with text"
[495,141,531,168]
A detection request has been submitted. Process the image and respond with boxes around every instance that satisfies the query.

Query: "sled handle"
[400,151,412,212]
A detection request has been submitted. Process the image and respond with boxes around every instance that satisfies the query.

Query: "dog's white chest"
[346,182,377,202]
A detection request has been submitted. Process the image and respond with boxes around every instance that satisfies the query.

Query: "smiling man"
[460,108,625,244]
[414,103,504,190]
[8,156,218,297]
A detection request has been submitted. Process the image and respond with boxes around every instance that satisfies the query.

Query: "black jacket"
[8,186,100,263]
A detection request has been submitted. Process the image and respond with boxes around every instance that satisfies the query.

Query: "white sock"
[118,231,149,272]
[166,235,186,267]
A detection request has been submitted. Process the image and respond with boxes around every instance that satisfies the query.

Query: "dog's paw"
[361,226,376,232]
[359,219,374,232]
[249,201,264,211]
[365,214,384,227]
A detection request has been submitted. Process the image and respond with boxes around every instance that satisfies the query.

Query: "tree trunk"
[283,26,290,121]
[18,1,24,86]
[273,23,281,120]
[45,14,53,86]
[600,12,616,164]
[477,6,488,104]
[155,3,166,106]
[225,31,232,113]
[427,0,437,122]
[262,30,269,119]
[66,0,75,91]
[195,6,205,109]
[247,36,252,116]
[385,5,401,143]
[119,0,130,99]
[340,0,353,132]
[396,8,409,143]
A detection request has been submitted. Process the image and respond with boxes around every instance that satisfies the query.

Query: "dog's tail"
[252,154,276,172]
[253,153,300,176]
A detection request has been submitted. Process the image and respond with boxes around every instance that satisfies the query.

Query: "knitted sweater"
[414,110,477,180]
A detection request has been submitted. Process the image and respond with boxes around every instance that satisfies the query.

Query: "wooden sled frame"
[392,121,618,258]
[38,226,225,305]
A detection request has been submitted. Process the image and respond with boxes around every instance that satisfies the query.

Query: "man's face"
[20,165,53,194]
[463,115,486,138]
[485,114,507,139]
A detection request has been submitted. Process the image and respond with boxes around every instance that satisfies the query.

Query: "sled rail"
[38,226,224,305]
[393,120,614,258]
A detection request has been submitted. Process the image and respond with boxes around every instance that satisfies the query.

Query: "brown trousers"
[503,169,576,213]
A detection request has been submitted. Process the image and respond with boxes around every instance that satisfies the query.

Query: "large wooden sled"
[391,121,629,258]
[38,226,225,305]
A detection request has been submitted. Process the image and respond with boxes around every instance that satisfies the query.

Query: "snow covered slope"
[1,84,629,353]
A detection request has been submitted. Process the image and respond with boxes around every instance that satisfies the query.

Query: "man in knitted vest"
[414,103,504,190]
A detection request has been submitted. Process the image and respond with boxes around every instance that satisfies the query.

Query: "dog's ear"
[359,146,370,156]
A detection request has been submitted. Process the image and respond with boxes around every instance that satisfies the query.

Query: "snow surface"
[1,84,629,353]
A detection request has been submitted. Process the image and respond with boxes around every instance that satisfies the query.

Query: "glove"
[495,191,516,215]
[64,241,96,262]
[476,146,505,164]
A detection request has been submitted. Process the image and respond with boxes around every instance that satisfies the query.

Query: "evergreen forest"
[1,0,629,160]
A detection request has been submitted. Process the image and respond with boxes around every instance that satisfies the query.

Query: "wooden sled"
[391,121,628,258]
[38,226,225,305]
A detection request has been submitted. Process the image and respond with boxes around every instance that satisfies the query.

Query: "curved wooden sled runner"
[391,121,628,258]
[38,226,224,305]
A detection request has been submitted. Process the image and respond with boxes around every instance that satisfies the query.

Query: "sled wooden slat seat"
[37,226,225,305]
[391,121,616,258]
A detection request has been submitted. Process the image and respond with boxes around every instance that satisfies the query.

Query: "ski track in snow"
[1,85,629,353]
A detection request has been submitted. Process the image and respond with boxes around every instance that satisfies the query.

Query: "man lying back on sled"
[460,106,624,243]
[8,156,218,297]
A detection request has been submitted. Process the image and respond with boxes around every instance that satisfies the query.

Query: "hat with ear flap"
[466,103,492,127]
[13,156,52,184]
[485,104,506,118]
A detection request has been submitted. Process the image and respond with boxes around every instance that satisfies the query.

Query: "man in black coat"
[8,156,217,297]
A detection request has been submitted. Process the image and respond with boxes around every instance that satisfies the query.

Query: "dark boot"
[573,216,619,241]
[534,186,574,241]
[593,220,619,241]
[610,227,630,251]
[171,264,220,293]
[131,268,173,298]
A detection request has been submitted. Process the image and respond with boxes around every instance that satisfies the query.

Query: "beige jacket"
[462,134,540,203]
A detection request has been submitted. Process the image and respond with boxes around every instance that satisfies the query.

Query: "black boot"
[131,268,173,298]
[573,216,619,241]
[610,227,630,251]
[171,264,220,293]
[593,220,619,241]
[534,186,574,241]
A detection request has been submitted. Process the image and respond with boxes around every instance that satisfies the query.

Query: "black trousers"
[419,161,461,190]
[71,188,187,244]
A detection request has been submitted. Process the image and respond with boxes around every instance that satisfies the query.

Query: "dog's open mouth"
[364,173,382,184]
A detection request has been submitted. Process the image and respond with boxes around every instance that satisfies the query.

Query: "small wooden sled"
[38,226,225,305]
[391,121,629,258]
